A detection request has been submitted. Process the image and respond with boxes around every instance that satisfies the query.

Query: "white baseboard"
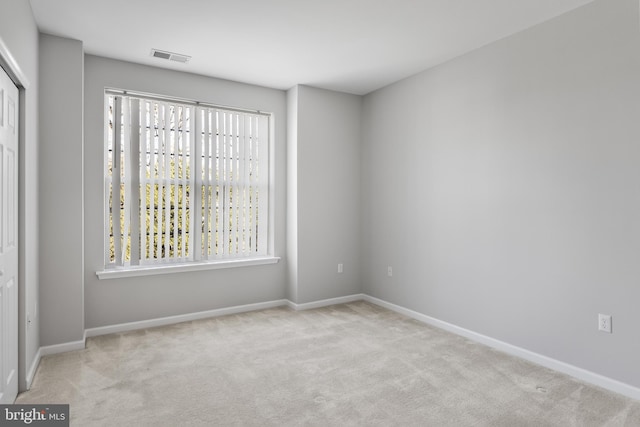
[363,295,640,401]
[29,293,639,401]
[25,348,42,390]
[39,336,87,357]
[84,295,365,338]
[85,299,289,338]
[287,294,365,311]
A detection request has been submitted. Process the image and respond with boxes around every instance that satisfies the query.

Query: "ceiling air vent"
[150,49,191,63]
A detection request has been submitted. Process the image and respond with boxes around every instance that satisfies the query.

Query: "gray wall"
[286,86,299,303]
[8,0,637,394]
[39,34,85,346]
[83,56,287,328]
[0,0,40,390]
[362,0,640,388]
[288,85,362,303]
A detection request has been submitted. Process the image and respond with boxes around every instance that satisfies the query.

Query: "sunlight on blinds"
[105,93,269,268]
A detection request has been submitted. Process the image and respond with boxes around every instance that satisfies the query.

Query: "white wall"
[288,85,362,303]
[83,56,287,328]
[39,34,85,346]
[362,0,640,388]
[0,0,40,390]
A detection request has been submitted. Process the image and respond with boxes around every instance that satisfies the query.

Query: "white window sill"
[96,256,280,280]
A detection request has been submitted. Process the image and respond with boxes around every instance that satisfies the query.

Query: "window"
[101,90,274,276]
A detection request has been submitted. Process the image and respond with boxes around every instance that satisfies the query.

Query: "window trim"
[96,256,280,280]
[100,88,276,276]
[105,88,272,117]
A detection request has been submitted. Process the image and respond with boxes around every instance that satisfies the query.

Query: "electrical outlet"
[598,314,612,333]
[387,266,393,277]
[337,263,343,274]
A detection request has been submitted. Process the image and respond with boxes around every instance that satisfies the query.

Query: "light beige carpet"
[17,301,640,426]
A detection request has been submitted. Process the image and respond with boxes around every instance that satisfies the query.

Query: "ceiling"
[30,0,594,95]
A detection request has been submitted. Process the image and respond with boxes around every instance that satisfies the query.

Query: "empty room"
[1,0,639,425]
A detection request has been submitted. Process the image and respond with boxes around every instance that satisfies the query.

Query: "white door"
[0,65,18,404]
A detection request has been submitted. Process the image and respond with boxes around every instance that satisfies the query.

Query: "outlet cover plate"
[598,314,612,333]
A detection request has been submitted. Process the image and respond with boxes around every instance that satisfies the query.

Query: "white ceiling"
[29,0,594,95]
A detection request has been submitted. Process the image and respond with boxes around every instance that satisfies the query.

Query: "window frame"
[97,89,279,279]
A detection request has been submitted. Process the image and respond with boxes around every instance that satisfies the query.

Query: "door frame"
[0,36,31,394]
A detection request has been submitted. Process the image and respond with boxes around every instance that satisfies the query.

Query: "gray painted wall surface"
[0,0,40,390]
[291,85,362,303]
[362,0,640,387]
[5,0,639,394]
[83,56,287,328]
[39,34,85,347]
[286,86,299,303]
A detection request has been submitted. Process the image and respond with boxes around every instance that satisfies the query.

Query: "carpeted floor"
[16,301,640,426]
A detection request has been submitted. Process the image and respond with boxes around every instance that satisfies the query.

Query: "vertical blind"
[105,92,270,268]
